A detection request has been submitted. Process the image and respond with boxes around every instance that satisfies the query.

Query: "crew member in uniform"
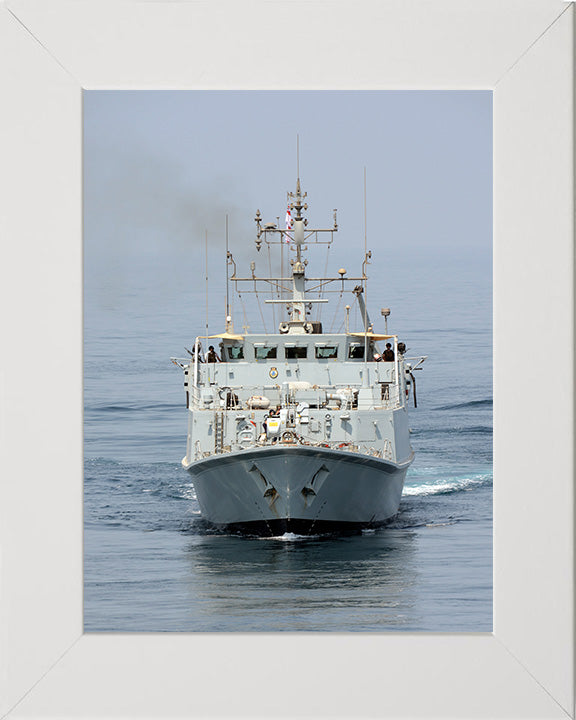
[206,345,220,363]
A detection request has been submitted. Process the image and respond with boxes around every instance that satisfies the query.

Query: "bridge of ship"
[179,331,405,413]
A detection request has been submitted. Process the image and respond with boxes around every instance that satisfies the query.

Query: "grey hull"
[184,445,411,535]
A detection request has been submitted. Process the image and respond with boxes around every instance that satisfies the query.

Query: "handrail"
[187,384,404,411]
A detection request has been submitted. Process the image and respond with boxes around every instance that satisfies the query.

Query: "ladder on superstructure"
[214,410,224,454]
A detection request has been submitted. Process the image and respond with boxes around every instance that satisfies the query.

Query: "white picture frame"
[0,1,573,718]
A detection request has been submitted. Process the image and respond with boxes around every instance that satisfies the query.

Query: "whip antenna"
[225,215,230,330]
[297,134,300,178]
[205,230,209,338]
[363,167,368,384]
[364,167,367,255]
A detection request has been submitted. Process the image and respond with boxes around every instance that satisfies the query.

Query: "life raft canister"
[247,396,271,409]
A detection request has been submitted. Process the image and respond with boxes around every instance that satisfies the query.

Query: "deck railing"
[184,382,405,411]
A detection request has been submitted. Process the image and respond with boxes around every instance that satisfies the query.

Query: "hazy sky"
[83,90,492,338]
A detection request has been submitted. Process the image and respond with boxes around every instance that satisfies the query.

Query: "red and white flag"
[285,205,292,242]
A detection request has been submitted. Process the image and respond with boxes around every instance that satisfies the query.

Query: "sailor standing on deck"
[206,345,221,363]
[383,343,395,362]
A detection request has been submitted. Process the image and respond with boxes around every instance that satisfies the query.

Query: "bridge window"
[226,345,244,360]
[285,345,307,359]
[315,345,338,359]
[348,344,365,359]
[254,345,277,360]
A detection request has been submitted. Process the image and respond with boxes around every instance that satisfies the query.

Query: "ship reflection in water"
[181,526,420,631]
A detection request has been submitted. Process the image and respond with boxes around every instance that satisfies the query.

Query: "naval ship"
[172,178,425,535]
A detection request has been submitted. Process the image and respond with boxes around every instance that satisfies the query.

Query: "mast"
[287,177,308,325]
[242,179,357,335]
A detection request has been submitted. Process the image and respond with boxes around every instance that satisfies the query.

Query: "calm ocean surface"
[84,247,492,632]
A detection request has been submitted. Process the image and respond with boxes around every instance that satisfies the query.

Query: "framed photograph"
[0,1,573,718]
[82,87,494,635]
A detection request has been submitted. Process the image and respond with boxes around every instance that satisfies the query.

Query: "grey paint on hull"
[185,445,411,528]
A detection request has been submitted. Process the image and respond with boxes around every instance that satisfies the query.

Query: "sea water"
[84,247,492,632]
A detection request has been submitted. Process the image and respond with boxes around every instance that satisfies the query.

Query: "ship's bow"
[185,445,410,535]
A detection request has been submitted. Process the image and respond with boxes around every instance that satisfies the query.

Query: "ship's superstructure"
[172,178,425,535]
